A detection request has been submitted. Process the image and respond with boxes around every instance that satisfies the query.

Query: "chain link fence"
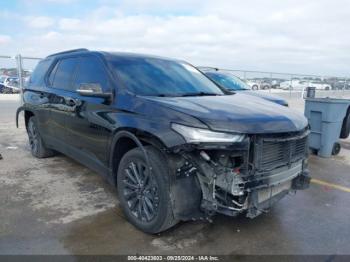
[0,55,42,104]
[199,67,350,99]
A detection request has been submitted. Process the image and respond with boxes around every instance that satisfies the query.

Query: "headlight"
[171,123,245,143]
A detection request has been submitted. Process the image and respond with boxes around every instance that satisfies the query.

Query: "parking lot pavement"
[1,95,350,255]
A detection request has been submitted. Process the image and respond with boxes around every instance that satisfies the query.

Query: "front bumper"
[171,129,311,220]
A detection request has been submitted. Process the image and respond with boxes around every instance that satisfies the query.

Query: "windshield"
[0,76,6,83]
[110,57,224,96]
[205,72,250,91]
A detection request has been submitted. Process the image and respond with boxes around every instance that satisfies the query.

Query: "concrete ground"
[1,94,350,255]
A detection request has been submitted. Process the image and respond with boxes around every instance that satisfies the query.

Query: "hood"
[240,90,288,106]
[143,93,307,134]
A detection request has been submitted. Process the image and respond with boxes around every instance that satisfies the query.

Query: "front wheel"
[117,146,177,234]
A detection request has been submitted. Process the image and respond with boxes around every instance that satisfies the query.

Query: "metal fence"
[0,54,42,104]
[199,67,350,99]
[1,54,349,100]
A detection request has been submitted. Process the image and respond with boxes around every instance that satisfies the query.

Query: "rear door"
[46,57,79,150]
[64,55,114,168]
[24,58,53,141]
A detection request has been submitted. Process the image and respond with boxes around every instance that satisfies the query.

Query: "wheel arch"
[109,128,169,185]
[16,106,34,129]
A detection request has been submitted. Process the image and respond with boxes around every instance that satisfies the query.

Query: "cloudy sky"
[0,0,349,76]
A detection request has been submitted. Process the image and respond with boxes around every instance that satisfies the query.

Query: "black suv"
[17,49,310,233]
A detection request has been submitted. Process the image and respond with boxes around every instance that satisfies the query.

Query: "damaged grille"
[255,133,308,171]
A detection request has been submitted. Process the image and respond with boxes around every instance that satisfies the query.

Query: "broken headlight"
[172,123,245,143]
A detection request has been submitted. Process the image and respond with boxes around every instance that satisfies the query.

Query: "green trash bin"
[304,98,350,157]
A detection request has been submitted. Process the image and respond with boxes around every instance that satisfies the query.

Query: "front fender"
[106,111,187,148]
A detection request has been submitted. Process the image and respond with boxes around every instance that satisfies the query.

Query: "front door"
[64,55,114,169]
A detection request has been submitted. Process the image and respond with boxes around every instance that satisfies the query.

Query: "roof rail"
[47,48,89,58]
[197,66,220,71]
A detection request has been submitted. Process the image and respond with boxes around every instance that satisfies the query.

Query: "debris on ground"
[6,146,18,150]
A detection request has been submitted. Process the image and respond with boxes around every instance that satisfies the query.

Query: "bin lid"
[305,97,350,104]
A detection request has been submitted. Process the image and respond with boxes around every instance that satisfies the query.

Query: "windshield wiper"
[180,92,221,97]
[154,94,178,97]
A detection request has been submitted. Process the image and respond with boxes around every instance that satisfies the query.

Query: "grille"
[256,134,308,171]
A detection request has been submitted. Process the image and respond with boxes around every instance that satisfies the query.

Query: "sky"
[0,0,349,76]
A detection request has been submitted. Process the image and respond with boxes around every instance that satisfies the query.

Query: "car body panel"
[238,90,288,106]
[142,93,307,134]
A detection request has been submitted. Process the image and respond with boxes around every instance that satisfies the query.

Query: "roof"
[46,49,183,63]
[46,48,89,58]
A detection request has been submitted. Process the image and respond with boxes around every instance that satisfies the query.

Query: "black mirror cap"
[77,82,113,100]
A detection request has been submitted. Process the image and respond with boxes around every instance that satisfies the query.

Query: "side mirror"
[77,83,112,99]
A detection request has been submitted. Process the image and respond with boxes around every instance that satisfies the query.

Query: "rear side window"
[74,56,110,91]
[51,57,78,91]
[29,59,52,87]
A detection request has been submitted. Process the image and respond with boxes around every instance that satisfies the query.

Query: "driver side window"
[74,56,110,92]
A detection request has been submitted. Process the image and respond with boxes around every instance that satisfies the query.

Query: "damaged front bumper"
[170,129,311,221]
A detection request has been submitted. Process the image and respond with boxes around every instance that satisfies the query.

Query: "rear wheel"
[27,116,55,158]
[117,146,177,234]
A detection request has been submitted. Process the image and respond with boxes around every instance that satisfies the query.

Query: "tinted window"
[29,58,52,86]
[51,57,78,90]
[206,72,250,91]
[48,62,58,86]
[110,57,223,96]
[74,56,109,91]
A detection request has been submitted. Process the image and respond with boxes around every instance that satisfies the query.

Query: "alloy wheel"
[28,120,39,154]
[122,161,159,222]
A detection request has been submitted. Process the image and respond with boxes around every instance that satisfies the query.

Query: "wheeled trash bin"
[304,98,350,158]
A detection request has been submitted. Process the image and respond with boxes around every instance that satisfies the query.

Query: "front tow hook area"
[292,170,311,190]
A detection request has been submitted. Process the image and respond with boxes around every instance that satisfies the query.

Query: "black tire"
[27,116,55,158]
[340,109,350,139]
[252,85,258,90]
[332,142,341,156]
[117,146,177,234]
[309,148,318,155]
